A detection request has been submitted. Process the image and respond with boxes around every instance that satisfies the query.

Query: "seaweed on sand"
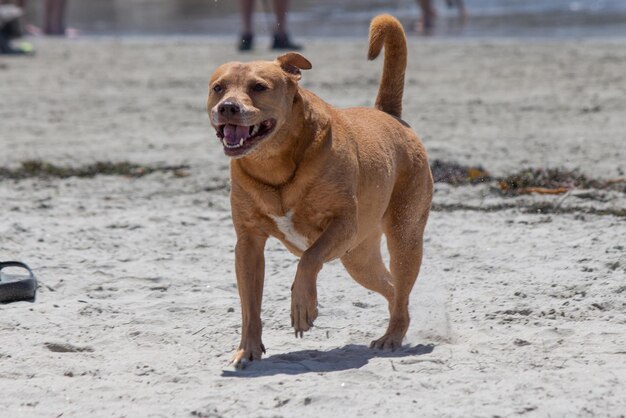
[0,160,189,180]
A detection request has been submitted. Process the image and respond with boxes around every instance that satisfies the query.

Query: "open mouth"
[215,119,277,157]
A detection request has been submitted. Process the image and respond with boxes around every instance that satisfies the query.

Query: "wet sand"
[1,36,625,417]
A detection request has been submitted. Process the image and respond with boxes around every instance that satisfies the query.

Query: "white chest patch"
[269,211,309,252]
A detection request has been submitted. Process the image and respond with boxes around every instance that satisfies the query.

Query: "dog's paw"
[290,303,318,337]
[230,343,266,369]
[290,282,318,337]
[369,334,403,351]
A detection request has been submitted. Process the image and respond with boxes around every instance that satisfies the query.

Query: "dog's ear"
[276,52,312,80]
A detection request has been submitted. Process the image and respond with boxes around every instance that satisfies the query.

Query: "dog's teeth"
[222,138,243,149]
[251,124,260,136]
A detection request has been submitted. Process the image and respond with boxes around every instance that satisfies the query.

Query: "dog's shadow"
[221,343,435,377]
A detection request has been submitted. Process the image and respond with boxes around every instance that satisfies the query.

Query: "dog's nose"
[218,101,241,115]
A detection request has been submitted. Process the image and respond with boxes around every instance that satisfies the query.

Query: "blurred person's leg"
[446,0,467,20]
[0,20,11,53]
[456,0,467,20]
[238,0,254,51]
[272,0,287,35]
[44,0,66,35]
[0,4,18,53]
[240,0,254,35]
[416,0,436,31]
[271,0,301,50]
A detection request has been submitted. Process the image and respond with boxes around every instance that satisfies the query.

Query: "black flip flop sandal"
[0,261,37,303]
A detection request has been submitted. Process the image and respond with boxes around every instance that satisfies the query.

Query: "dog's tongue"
[223,124,249,145]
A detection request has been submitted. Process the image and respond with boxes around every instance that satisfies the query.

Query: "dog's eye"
[213,84,223,94]
[252,83,268,92]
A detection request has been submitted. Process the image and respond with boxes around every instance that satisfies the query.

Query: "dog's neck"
[233,88,330,188]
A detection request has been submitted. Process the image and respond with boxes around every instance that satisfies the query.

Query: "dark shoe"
[271,32,302,50]
[0,261,37,303]
[238,33,254,51]
[0,35,35,55]
[0,44,35,55]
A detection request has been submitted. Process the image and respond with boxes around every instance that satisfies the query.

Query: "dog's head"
[207,52,312,159]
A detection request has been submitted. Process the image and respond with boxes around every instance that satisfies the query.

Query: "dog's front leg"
[291,216,357,337]
[231,232,268,368]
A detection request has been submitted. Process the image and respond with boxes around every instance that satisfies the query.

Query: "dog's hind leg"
[371,187,430,350]
[341,231,395,305]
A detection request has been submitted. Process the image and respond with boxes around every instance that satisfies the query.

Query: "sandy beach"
[1,36,625,417]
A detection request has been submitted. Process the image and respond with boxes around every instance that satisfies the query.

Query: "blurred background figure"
[43,0,67,35]
[7,1,626,40]
[238,0,301,52]
[415,0,466,33]
[14,0,69,36]
[0,0,33,54]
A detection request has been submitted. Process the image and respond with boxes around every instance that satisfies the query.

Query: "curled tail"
[367,14,407,118]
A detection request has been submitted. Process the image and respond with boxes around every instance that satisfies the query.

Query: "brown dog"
[207,14,433,368]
